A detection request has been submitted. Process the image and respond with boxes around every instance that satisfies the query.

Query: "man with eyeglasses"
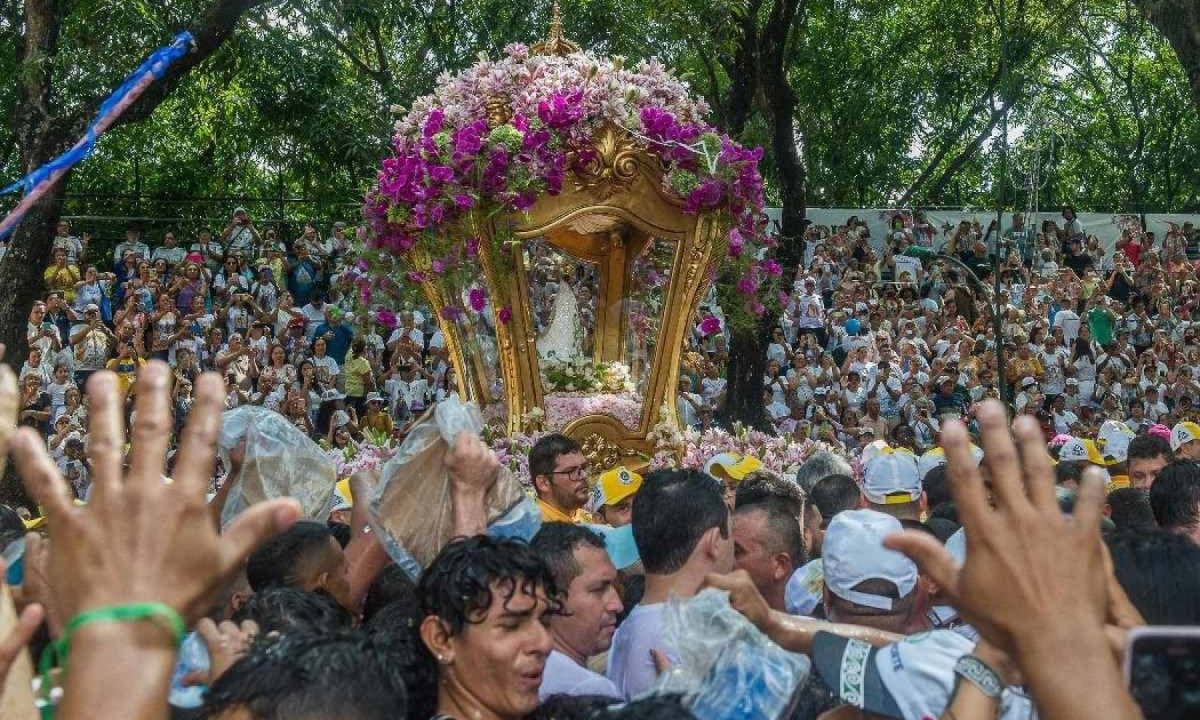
[529,433,592,523]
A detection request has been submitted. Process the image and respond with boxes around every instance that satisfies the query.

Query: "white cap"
[1171,422,1200,452]
[1020,376,1037,388]
[1097,420,1135,463]
[320,389,346,402]
[862,452,922,505]
[823,509,918,611]
[917,445,984,481]
[784,558,824,617]
[859,439,894,468]
[331,409,351,428]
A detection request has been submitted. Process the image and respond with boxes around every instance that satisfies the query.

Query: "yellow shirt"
[344,353,372,397]
[536,497,591,524]
[361,411,393,436]
[44,264,81,301]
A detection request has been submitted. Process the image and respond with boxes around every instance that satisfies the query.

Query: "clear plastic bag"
[369,397,536,580]
[217,406,337,528]
[653,588,811,720]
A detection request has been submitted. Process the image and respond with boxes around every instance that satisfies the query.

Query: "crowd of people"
[0,205,1198,720]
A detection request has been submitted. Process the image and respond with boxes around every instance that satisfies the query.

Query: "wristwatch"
[953,654,1004,698]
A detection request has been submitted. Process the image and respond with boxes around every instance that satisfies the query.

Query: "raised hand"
[10,363,301,624]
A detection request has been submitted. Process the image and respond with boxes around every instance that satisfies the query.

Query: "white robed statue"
[537,278,584,362]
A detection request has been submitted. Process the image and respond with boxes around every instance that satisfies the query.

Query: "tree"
[1136,0,1200,111]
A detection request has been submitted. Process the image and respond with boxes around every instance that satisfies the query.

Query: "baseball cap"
[321,389,346,403]
[84,303,100,313]
[823,509,918,611]
[916,445,983,481]
[581,523,640,570]
[590,466,644,510]
[862,453,922,506]
[1171,421,1200,452]
[1096,420,1135,463]
[704,453,763,483]
[1058,437,1112,466]
[784,558,825,616]
[810,629,1034,720]
[1020,376,1037,389]
[331,478,353,512]
[365,392,385,404]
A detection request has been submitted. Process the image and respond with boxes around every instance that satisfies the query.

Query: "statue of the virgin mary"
[537,273,584,362]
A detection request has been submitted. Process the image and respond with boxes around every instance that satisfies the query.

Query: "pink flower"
[375,310,398,329]
[469,287,488,312]
[699,316,722,336]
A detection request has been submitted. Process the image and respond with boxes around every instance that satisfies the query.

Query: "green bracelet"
[37,602,186,717]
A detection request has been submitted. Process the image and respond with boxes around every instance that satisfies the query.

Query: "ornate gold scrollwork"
[486,98,512,129]
[580,433,630,471]
[570,124,642,199]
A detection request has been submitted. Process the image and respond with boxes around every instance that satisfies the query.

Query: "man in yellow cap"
[1171,421,1200,461]
[704,452,764,508]
[590,466,643,527]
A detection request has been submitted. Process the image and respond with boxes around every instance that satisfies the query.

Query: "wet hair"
[231,587,353,635]
[1148,460,1200,533]
[529,433,583,481]
[734,499,807,567]
[530,523,608,590]
[361,564,419,625]
[794,451,853,493]
[526,694,695,720]
[810,474,860,528]
[1105,488,1157,531]
[632,469,729,575]
[245,521,337,592]
[1105,528,1200,625]
[1127,434,1172,464]
[417,535,561,637]
[199,631,408,720]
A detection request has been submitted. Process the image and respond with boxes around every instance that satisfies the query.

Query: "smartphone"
[1124,626,1200,720]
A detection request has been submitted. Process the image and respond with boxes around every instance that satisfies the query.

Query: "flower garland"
[362,43,776,327]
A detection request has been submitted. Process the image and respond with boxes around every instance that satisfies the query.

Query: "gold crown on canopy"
[532,1,581,57]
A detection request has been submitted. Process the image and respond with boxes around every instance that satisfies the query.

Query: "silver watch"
[954,654,1003,698]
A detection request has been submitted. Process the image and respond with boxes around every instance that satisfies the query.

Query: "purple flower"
[699,316,722,336]
[728,229,744,257]
[423,108,445,138]
[499,306,513,324]
[537,90,585,130]
[737,276,758,295]
[429,165,455,184]
[453,193,475,209]
[375,310,397,329]
[465,236,480,259]
[469,287,488,313]
[761,259,782,276]
[406,271,427,284]
[751,301,766,316]
[441,305,463,322]
[431,259,445,274]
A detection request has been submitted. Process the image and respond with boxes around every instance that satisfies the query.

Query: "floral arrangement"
[361,42,777,327]
[543,393,642,431]
[326,436,397,480]
[541,357,637,394]
[649,424,837,478]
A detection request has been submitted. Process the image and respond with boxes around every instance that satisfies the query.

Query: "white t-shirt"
[606,603,670,700]
[539,650,620,701]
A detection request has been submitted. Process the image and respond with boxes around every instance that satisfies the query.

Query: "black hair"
[527,694,695,720]
[922,464,951,508]
[616,572,645,627]
[361,564,419,625]
[1106,488,1157,531]
[327,521,352,548]
[528,433,582,482]
[1105,528,1200,625]
[230,587,353,635]
[530,522,608,590]
[1055,461,1084,486]
[417,535,561,637]
[898,518,937,537]
[199,631,408,720]
[1149,460,1200,533]
[1127,434,1172,464]
[734,499,807,567]
[0,504,24,549]
[810,474,860,528]
[245,521,337,592]
[929,501,959,524]
[925,517,961,543]
[735,472,806,518]
[632,469,728,575]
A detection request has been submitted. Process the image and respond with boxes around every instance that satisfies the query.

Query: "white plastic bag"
[216,406,337,528]
[369,397,537,579]
[652,588,811,719]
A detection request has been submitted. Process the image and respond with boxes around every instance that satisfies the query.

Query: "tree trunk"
[1137,0,1200,110]
[722,0,808,432]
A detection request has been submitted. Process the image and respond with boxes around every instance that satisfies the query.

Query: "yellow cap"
[1171,422,1200,452]
[332,478,353,511]
[1106,475,1130,494]
[591,466,643,509]
[705,453,764,483]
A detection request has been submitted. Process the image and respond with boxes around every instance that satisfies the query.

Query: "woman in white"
[1070,337,1098,403]
[763,359,789,405]
[537,272,584,362]
[310,337,340,387]
[767,325,791,365]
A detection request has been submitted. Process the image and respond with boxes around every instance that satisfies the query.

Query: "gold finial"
[532,0,581,56]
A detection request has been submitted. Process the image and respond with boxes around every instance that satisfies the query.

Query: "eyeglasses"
[550,464,589,479]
